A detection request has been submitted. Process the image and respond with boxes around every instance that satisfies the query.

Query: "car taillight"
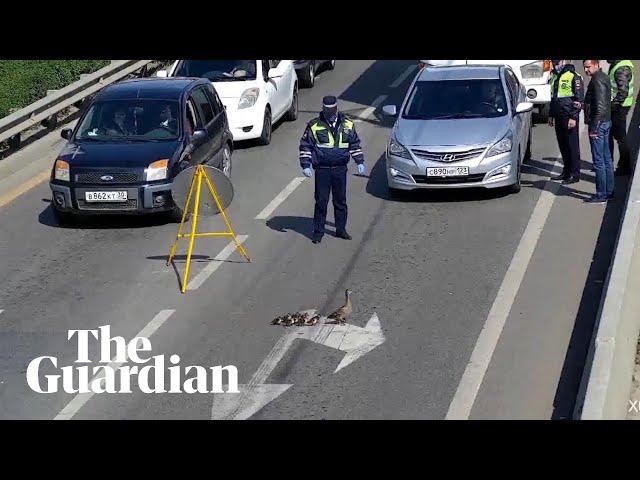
[543,60,552,72]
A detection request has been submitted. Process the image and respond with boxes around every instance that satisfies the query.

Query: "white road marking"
[355,95,388,122]
[186,235,249,290]
[389,65,417,88]
[446,159,562,420]
[212,310,385,420]
[54,309,175,420]
[255,177,306,220]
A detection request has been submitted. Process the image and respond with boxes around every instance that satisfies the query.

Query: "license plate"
[85,191,128,202]
[426,166,469,177]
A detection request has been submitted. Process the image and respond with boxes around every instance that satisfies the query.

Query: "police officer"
[606,60,635,175]
[549,60,585,184]
[299,96,365,244]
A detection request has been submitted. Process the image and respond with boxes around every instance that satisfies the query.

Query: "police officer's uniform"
[549,62,584,183]
[299,96,365,244]
[607,60,635,174]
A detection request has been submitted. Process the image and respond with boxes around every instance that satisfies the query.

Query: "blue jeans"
[589,121,614,198]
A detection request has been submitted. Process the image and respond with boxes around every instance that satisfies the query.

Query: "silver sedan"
[383,64,533,194]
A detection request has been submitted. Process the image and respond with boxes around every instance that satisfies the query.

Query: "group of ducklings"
[270,289,353,327]
[271,311,320,327]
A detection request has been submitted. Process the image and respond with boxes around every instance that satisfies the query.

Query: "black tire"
[300,62,315,88]
[388,186,409,198]
[524,129,532,163]
[509,162,522,194]
[284,87,298,121]
[257,109,272,146]
[537,103,550,123]
[326,60,336,71]
[220,143,232,178]
[52,207,75,226]
[170,204,191,224]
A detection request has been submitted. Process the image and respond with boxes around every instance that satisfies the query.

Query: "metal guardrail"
[0,60,154,148]
[577,147,640,419]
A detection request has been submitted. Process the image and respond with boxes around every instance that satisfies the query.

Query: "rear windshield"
[173,60,257,81]
[75,99,180,141]
[403,79,508,120]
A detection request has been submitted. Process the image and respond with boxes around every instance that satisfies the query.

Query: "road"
[0,60,633,419]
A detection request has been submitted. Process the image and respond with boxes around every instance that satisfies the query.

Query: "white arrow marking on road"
[211,310,385,420]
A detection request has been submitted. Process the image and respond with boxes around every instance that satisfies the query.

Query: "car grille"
[412,173,486,184]
[410,147,486,163]
[77,199,138,210]
[75,172,140,184]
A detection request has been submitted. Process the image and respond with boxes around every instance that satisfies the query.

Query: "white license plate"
[426,166,469,177]
[85,191,128,202]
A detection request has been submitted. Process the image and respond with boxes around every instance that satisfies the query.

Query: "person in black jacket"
[549,60,585,184]
[606,60,635,175]
[583,60,614,203]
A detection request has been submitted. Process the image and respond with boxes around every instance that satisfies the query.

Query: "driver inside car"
[158,103,178,132]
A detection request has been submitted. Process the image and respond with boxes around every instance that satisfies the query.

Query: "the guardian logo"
[26,326,239,394]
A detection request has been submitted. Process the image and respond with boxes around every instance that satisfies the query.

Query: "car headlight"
[388,136,412,160]
[146,159,169,181]
[486,134,512,158]
[54,159,70,181]
[238,88,260,109]
[521,61,544,79]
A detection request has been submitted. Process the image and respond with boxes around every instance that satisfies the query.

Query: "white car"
[420,60,552,121]
[158,60,298,145]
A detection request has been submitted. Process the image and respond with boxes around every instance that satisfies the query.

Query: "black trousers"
[554,118,581,178]
[609,105,631,171]
[313,165,347,237]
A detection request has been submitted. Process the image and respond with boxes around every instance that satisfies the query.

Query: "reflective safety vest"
[551,70,576,98]
[609,60,635,107]
[309,118,354,149]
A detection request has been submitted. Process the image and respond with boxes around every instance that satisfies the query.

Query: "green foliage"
[0,60,110,119]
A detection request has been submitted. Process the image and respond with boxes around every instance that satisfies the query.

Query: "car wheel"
[284,87,298,121]
[52,207,75,226]
[326,60,336,71]
[523,129,532,163]
[221,143,232,178]
[509,162,522,194]
[170,204,191,223]
[537,103,550,123]
[257,109,272,146]
[300,62,315,88]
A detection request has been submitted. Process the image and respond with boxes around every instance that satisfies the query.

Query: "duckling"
[271,314,286,325]
[282,314,296,327]
[326,289,353,325]
[293,312,310,326]
[305,314,320,326]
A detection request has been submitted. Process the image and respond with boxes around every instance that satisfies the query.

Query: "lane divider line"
[53,309,175,420]
[186,235,249,291]
[389,65,417,88]
[255,177,306,220]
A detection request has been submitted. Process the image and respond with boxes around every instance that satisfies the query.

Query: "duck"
[271,314,287,325]
[326,289,353,325]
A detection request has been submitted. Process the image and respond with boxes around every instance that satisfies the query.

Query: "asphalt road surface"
[0,60,634,419]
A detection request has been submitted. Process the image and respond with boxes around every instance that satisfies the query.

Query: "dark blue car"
[50,77,233,224]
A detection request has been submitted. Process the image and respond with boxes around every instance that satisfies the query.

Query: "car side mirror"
[515,102,534,114]
[268,68,283,79]
[190,129,206,143]
[382,105,398,117]
[61,128,72,140]
[156,70,168,78]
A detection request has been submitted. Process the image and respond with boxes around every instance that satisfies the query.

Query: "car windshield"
[403,79,508,120]
[174,60,257,81]
[75,99,180,141]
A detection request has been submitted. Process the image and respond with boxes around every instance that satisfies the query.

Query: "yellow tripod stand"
[167,165,250,293]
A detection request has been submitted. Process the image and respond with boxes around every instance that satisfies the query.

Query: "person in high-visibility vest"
[606,60,635,175]
[549,60,585,184]
[299,96,365,244]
